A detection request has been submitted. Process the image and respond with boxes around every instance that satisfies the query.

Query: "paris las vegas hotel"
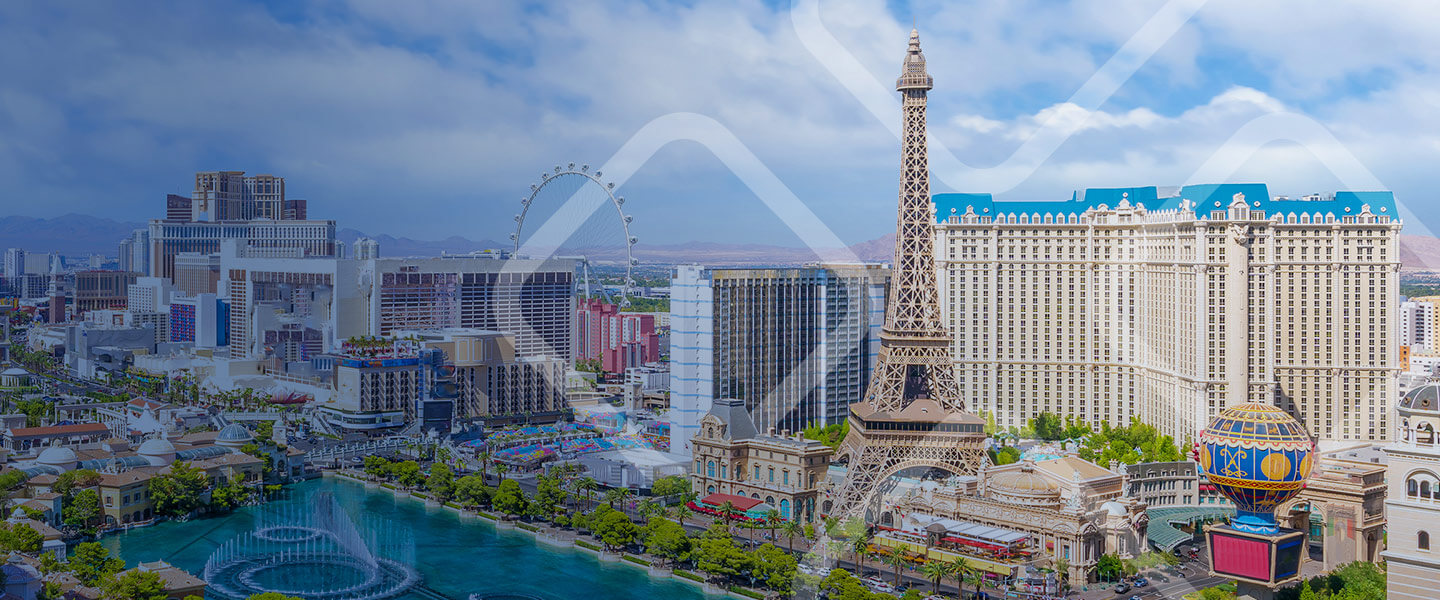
[932,184,1400,445]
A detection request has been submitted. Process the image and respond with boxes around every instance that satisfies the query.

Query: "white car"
[863,578,895,594]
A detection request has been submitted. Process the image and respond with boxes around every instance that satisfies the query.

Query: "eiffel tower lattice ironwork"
[826,29,988,520]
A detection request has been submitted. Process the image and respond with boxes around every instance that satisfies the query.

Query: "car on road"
[862,577,894,594]
[1128,596,1143,600]
[1113,583,1131,594]
[1132,577,1148,587]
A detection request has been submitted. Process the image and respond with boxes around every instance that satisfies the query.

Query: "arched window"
[707,461,715,478]
[1421,531,1431,551]
[780,499,791,519]
[707,485,715,494]
[695,460,702,475]
[1424,481,1433,499]
[766,496,776,507]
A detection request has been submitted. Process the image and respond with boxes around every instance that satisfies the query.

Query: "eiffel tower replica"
[827,29,988,520]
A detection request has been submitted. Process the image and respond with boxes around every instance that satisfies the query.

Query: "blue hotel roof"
[932,184,1397,223]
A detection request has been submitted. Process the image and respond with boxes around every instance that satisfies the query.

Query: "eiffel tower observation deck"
[826,29,988,520]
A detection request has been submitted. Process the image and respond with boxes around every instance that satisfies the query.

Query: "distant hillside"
[8,213,1440,269]
[1400,234,1440,271]
[0,214,145,255]
[336,229,507,257]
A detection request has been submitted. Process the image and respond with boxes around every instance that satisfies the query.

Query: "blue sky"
[1,0,1437,246]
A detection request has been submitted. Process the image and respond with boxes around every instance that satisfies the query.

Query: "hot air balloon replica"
[1194,402,1315,599]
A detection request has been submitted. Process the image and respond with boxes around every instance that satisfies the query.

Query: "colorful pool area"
[99,477,706,600]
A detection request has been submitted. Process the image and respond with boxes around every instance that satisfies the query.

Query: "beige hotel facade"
[934,184,1400,444]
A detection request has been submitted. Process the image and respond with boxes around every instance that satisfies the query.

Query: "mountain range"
[6,213,1440,270]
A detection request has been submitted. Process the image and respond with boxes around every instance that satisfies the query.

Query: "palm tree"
[639,499,660,525]
[781,519,803,552]
[851,537,871,577]
[719,500,740,533]
[947,557,969,600]
[920,560,949,595]
[763,509,781,542]
[1053,556,1070,595]
[494,462,509,484]
[576,477,599,509]
[882,551,905,587]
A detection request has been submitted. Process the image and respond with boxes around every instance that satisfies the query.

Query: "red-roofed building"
[3,422,111,455]
[687,492,775,521]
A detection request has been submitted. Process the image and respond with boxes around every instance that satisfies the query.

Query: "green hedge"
[621,555,651,566]
[413,492,429,499]
[443,502,460,509]
[729,586,765,599]
[477,511,497,520]
[576,540,602,552]
[674,570,704,583]
[517,523,539,532]
[380,483,396,489]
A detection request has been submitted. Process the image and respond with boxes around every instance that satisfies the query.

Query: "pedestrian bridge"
[1145,506,1234,552]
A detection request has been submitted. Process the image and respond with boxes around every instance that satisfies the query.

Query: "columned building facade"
[934,185,1400,443]
[1384,383,1440,600]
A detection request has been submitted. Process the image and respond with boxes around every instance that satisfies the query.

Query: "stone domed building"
[882,456,1147,584]
[1384,382,1440,599]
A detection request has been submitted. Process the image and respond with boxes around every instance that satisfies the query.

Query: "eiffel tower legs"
[827,425,987,520]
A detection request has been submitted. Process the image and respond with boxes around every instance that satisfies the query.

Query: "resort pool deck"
[99,477,708,600]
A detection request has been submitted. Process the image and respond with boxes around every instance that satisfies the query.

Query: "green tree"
[532,474,567,517]
[593,508,639,551]
[363,455,391,480]
[148,461,209,517]
[650,475,689,497]
[781,519,803,552]
[919,560,949,594]
[63,488,103,533]
[989,446,1021,465]
[1096,553,1123,581]
[427,463,456,501]
[851,536,872,576]
[1078,419,1182,466]
[801,421,850,449]
[492,479,528,516]
[752,543,797,595]
[53,469,102,497]
[1030,412,1063,440]
[70,542,125,586]
[210,479,250,512]
[820,570,883,600]
[9,523,42,553]
[951,557,982,600]
[390,461,424,489]
[102,570,167,600]
[454,474,492,508]
[38,582,65,600]
[689,524,753,585]
[642,518,691,567]
[880,551,907,586]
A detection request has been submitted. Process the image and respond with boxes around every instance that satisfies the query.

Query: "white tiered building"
[1385,383,1440,600]
[934,184,1400,444]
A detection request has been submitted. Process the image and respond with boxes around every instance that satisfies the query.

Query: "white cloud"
[0,0,1437,245]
